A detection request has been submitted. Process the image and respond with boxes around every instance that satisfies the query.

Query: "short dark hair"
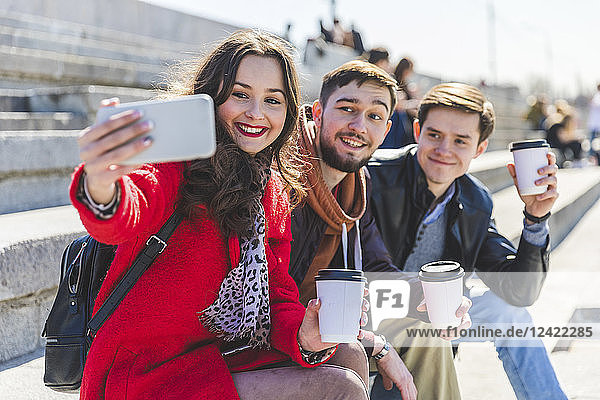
[319,60,398,118]
[393,57,414,84]
[367,47,389,65]
[417,83,495,143]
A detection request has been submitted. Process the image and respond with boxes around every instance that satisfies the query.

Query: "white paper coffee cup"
[509,139,550,196]
[315,269,366,343]
[418,261,465,329]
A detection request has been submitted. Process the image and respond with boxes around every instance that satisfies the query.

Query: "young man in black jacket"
[368,83,566,399]
[289,61,471,400]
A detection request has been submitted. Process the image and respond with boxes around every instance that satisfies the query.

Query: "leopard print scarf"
[198,160,272,349]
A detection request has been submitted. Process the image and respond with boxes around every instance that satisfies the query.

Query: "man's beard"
[319,131,373,173]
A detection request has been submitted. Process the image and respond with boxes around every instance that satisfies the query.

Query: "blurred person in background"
[524,94,550,130]
[380,57,419,149]
[545,100,586,167]
[588,83,600,164]
[350,23,365,54]
[320,18,362,54]
[319,18,334,43]
[367,47,392,74]
[331,18,348,45]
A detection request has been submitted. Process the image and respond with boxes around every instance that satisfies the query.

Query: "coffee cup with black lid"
[418,261,465,329]
[315,269,366,343]
[509,139,550,196]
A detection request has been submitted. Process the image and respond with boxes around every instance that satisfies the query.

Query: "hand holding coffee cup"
[416,296,472,340]
[508,140,559,221]
[297,298,339,352]
[298,288,369,351]
[314,269,367,343]
[418,261,469,330]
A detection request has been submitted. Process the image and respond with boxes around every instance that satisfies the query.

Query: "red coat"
[69,162,320,400]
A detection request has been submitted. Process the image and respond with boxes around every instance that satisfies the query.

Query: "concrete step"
[0,9,193,54]
[0,44,163,88]
[0,112,86,130]
[0,206,85,364]
[0,349,78,399]
[469,150,514,193]
[486,129,544,151]
[0,89,29,111]
[0,130,79,214]
[482,88,527,116]
[0,3,243,52]
[0,130,80,173]
[486,102,526,118]
[0,85,152,114]
[0,24,185,67]
[495,115,531,131]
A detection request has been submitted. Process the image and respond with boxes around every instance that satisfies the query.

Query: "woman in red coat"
[70,30,347,399]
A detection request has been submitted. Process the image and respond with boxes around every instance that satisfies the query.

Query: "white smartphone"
[95,94,216,165]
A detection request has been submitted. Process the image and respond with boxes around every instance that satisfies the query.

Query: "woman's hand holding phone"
[78,98,153,204]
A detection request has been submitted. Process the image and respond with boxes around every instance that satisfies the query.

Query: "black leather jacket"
[367,145,549,307]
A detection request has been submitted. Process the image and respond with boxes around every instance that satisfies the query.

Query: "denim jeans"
[454,288,567,400]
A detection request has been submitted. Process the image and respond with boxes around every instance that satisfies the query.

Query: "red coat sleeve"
[69,162,184,244]
[266,177,334,368]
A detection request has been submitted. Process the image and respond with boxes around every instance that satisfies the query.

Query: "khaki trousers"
[371,318,462,400]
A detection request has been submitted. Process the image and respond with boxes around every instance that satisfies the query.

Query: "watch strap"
[523,208,551,224]
[373,334,390,361]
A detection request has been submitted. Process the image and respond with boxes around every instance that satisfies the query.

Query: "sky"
[142,0,599,99]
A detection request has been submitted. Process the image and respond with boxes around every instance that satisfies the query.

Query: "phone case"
[95,94,216,165]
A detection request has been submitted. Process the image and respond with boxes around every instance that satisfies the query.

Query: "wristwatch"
[523,208,551,224]
[297,339,336,365]
[372,334,390,361]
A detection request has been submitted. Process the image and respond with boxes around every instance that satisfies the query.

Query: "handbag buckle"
[146,235,167,253]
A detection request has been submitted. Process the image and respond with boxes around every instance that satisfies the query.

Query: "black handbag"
[41,212,183,393]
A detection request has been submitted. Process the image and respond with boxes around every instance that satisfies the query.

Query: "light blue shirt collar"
[422,183,456,225]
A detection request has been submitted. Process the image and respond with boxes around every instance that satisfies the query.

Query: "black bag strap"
[87,211,184,336]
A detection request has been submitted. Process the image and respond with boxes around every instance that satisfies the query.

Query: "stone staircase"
[0,6,238,88]
[0,2,238,372]
[1,3,599,399]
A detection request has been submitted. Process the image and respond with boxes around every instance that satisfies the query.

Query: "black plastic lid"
[315,269,366,282]
[509,139,549,152]
[418,261,465,282]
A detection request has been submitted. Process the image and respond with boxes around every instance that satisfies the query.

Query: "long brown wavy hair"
[164,29,306,237]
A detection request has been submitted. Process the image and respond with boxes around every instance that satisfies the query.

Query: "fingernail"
[143,136,153,146]
[142,120,154,130]
[538,168,544,174]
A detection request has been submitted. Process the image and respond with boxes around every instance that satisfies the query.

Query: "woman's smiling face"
[217,55,287,155]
